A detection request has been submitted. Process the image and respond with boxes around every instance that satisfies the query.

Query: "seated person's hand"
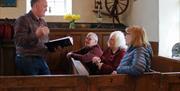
[97,62,103,70]
[111,71,117,75]
[92,56,101,65]
[66,52,73,58]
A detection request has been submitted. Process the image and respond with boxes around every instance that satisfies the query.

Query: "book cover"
[45,36,73,52]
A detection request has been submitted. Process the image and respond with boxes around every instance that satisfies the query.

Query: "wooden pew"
[0,72,170,91]
[0,75,88,91]
[0,71,179,91]
[160,72,180,91]
[88,74,135,91]
[0,74,157,91]
[146,56,180,91]
[152,56,180,72]
[71,55,180,91]
[88,72,161,91]
[135,72,161,91]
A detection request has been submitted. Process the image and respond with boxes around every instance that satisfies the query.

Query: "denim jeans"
[15,55,51,75]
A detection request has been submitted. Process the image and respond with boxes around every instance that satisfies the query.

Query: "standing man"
[14,0,51,75]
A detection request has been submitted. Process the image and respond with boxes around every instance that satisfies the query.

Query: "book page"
[49,36,72,42]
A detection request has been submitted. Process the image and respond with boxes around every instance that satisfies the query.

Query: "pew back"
[152,56,180,72]
[1,72,179,91]
[0,75,87,91]
[160,72,180,91]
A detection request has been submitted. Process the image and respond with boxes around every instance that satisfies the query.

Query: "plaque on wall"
[0,0,16,7]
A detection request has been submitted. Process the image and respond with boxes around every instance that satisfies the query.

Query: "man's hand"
[36,26,49,38]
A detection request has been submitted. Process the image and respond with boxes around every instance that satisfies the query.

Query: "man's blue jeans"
[15,55,51,75]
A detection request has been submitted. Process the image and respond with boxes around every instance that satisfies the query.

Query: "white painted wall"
[124,0,159,42]
[159,0,180,57]
[0,0,112,23]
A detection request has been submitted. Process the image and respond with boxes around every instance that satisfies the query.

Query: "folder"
[45,36,73,52]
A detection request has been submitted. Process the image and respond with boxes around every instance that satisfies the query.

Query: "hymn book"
[45,36,73,52]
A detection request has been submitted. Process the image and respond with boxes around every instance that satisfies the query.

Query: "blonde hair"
[126,25,149,47]
[108,31,127,49]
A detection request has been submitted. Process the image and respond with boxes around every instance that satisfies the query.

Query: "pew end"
[151,56,180,72]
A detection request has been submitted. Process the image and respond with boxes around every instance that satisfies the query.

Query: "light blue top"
[116,44,153,76]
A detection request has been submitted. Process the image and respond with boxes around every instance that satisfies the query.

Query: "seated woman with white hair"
[67,32,103,75]
[92,31,127,74]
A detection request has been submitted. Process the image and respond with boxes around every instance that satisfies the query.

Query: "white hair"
[108,31,127,49]
[87,32,98,43]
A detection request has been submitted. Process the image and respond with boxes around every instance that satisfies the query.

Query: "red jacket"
[71,44,103,63]
[99,47,126,74]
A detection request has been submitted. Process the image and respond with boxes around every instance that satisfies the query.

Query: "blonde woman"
[92,31,127,74]
[114,25,153,76]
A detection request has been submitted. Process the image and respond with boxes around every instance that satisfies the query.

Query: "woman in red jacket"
[92,31,127,74]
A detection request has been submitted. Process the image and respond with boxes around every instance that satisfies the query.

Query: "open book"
[45,36,73,52]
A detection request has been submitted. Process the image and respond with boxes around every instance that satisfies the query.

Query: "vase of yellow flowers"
[64,14,80,29]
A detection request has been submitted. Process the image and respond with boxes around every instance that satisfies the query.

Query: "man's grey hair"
[31,0,38,7]
[87,32,98,43]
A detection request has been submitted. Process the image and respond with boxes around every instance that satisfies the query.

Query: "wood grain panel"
[150,41,158,56]
[160,72,180,91]
[135,72,161,91]
[88,75,135,91]
[0,75,87,91]
[0,72,180,91]
[152,56,180,72]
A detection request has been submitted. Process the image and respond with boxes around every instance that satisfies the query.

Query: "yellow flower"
[72,14,80,20]
[64,14,80,21]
